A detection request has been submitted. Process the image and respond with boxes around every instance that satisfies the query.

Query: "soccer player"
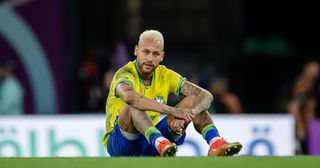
[102,30,242,156]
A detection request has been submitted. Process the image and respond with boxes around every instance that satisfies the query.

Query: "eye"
[143,50,150,54]
[153,52,160,57]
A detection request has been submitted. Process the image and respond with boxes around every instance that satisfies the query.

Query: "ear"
[134,45,138,57]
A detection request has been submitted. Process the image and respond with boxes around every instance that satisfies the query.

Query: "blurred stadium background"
[1,0,320,160]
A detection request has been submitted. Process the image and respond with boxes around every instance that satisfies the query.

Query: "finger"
[173,120,180,129]
[173,120,180,130]
[170,119,176,130]
[175,129,182,135]
[187,113,193,122]
[174,123,183,134]
[185,112,192,122]
[187,114,192,121]
[175,120,184,129]
[181,114,188,122]
[184,115,190,122]
[192,111,196,118]
[184,112,191,121]
[178,120,185,128]
[176,128,183,135]
[190,112,196,118]
[181,120,186,126]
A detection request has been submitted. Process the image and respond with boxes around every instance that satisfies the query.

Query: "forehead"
[139,38,163,51]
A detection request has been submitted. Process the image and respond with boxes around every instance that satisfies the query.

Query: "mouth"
[143,63,154,68]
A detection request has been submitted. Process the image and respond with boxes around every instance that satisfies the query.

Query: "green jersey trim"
[114,80,134,97]
[176,77,186,96]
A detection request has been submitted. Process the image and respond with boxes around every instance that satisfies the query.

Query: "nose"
[146,53,153,61]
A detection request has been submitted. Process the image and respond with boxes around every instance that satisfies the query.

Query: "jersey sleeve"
[166,69,186,96]
[113,67,135,97]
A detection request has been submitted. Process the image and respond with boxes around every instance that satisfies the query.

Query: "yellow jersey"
[102,60,185,146]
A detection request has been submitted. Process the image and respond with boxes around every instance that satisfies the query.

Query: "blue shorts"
[107,117,186,156]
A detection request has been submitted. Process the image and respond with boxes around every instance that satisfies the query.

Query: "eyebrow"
[153,51,160,54]
[142,48,160,53]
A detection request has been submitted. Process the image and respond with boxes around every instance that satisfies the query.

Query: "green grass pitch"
[1,156,320,168]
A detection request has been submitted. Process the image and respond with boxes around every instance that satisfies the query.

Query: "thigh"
[107,121,143,156]
[118,105,138,133]
[176,95,197,108]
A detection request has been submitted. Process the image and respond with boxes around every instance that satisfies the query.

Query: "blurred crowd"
[286,60,320,154]
[73,41,130,112]
[0,60,24,115]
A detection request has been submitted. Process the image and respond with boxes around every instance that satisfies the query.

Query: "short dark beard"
[137,61,154,78]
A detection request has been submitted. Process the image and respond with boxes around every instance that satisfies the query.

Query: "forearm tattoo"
[136,95,144,104]
[162,106,174,115]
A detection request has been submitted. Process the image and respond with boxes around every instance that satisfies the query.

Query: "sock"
[201,124,220,144]
[145,127,165,148]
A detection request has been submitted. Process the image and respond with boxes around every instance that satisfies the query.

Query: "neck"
[141,72,152,80]
[137,69,153,85]
[134,59,154,85]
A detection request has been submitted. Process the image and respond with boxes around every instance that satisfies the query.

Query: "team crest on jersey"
[154,96,165,104]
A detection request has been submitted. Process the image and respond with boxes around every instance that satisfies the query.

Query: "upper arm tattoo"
[116,82,133,97]
[180,81,213,113]
[180,81,202,97]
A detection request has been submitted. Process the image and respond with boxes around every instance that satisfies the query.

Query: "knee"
[125,105,142,114]
[119,105,137,122]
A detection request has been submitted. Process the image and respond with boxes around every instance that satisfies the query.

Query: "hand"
[173,108,195,122]
[170,118,187,135]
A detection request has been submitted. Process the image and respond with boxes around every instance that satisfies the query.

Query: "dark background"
[1,0,319,114]
[66,0,320,114]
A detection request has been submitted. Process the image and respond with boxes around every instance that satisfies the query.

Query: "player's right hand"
[174,108,195,122]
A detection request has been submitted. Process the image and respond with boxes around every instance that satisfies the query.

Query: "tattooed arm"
[116,82,195,121]
[180,81,214,114]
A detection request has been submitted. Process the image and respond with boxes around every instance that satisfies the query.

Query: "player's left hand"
[170,118,188,135]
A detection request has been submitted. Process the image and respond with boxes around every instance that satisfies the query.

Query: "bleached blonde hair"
[138,30,164,49]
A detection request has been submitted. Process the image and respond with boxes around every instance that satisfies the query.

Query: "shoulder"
[156,64,167,71]
[156,64,178,75]
[115,62,135,76]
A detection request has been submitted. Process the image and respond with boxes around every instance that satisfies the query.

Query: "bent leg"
[167,95,213,134]
[193,110,214,134]
[166,95,196,133]
[117,105,177,156]
[118,105,154,134]
[168,96,242,156]
[107,121,140,156]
